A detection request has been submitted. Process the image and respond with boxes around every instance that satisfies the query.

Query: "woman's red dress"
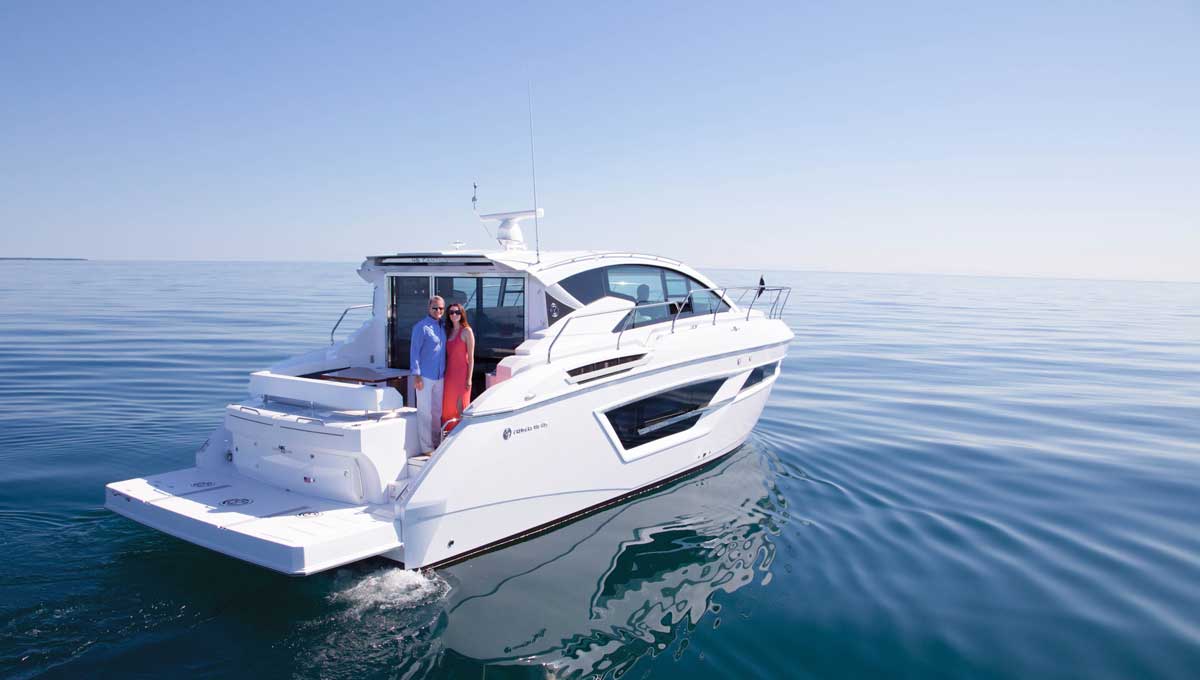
[441,329,471,431]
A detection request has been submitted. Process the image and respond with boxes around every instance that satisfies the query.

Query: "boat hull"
[106,337,788,575]
[398,343,785,569]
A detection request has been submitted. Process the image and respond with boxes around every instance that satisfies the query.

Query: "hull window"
[741,361,779,391]
[605,378,726,450]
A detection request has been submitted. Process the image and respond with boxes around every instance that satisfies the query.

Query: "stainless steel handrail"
[635,395,737,436]
[330,304,372,345]
[545,284,791,364]
[732,286,790,321]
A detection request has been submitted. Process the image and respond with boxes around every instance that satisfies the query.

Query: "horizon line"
[4,257,1196,285]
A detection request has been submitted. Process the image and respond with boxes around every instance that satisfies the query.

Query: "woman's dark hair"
[444,302,470,334]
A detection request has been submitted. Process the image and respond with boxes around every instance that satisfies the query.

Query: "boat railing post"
[330,304,372,345]
[546,316,573,364]
[615,305,635,350]
[670,290,695,334]
[713,287,727,325]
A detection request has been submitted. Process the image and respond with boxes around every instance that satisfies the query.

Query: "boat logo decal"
[191,481,215,488]
[503,422,548,440]
[298,511,322,518]
[221,498,253,506]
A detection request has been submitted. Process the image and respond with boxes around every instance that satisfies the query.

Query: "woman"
[441,302,475,433]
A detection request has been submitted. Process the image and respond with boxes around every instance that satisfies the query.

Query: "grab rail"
[547,284,791,364]
[731,286,792,322]
[330,304,372,345]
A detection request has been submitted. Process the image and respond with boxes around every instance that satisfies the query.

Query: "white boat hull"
[105,338,786,574]
[400,345,785,569]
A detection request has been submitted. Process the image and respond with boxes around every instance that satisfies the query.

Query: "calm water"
[1,261,1198,679]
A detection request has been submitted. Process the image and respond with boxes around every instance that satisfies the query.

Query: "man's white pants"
[414,377,443,453]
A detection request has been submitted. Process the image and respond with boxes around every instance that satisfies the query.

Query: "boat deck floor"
[106,466,402,575]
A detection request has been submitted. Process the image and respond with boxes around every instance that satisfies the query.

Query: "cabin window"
[558,268,606,305]
[606,265,665,303]
[559,264,731,331]
[605,378,726,449]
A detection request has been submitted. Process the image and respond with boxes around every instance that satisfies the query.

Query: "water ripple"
[2,264,1199,679]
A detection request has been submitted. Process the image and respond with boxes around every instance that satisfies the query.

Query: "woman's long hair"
[444,302,470,335]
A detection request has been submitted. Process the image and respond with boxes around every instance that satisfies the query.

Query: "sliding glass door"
[434,276,526,361]
[387,276,431,369]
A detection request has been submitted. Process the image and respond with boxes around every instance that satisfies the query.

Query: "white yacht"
[105,210,793,575]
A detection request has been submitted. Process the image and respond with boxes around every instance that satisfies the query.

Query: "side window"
[684,282,729,317]
[607,265,669,328]
[560,264,730,330]
[559,268,606,305]
[664,270,690,300]
[605,265,665,303]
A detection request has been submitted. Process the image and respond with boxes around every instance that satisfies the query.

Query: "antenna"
[527,83,541,264]
[473,181,493,240]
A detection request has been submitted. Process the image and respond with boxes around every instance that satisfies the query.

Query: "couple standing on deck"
[409,295,475,455]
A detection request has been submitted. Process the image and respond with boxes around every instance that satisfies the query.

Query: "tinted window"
[560,264,730,329]
[559,268,606,305]
[608,265,670,328]
[685,286,728,317]
[742,361,778,390]
[435,276,526,359]
[664,270,690,299]
[388,276,431,369]
[605,378,726,449]
[606,265,664,302]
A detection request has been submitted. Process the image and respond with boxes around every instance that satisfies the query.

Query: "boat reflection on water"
[433,442,786,677]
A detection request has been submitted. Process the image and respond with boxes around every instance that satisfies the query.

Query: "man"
[410,295,447,455]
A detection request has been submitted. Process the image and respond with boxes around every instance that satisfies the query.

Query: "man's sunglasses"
[429,305,444,310]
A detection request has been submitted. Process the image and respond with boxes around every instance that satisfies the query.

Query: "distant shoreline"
[0,257,88,261]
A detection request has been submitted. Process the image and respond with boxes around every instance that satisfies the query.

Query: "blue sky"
[2,1,1197,281]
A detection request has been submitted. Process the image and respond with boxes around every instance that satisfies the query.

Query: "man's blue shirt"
[410,315,446,380]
